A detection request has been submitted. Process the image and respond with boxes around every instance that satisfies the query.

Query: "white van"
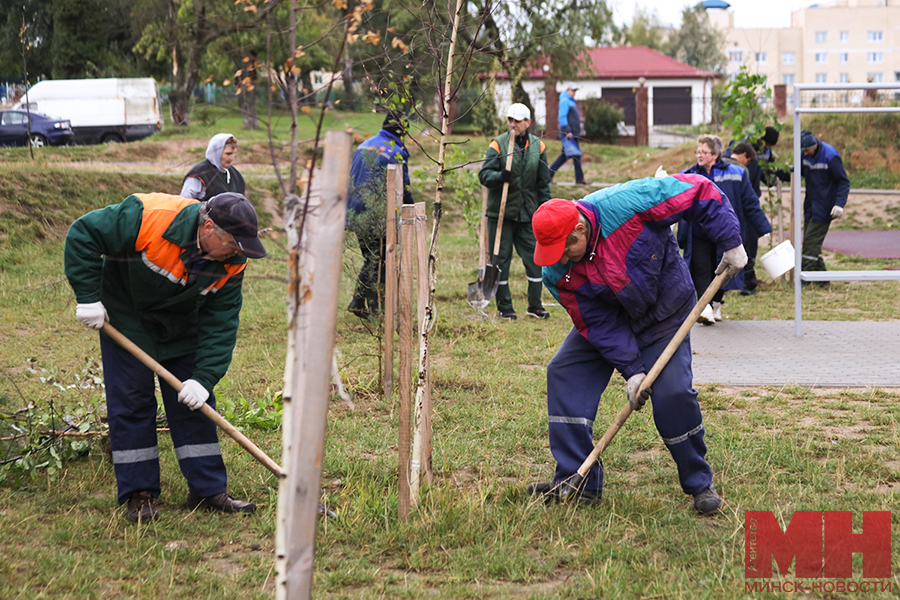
[14,78,163,144]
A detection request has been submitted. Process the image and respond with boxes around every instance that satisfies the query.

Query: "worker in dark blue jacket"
[799,130,850,285]
[346,110,414,318]
[680,135,771,323]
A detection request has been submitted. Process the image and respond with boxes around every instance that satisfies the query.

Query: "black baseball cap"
[206,192,268,258]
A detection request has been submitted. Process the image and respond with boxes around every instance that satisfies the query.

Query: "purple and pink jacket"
[542,174,741,380]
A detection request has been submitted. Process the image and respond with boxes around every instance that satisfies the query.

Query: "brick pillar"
[635,81,649,146]
[544,81,558,138]
[774,84,787,120]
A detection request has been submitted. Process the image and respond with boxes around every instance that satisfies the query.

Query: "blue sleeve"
[557,96,568,131]
[829,156,850,208]
[739,171,772,236]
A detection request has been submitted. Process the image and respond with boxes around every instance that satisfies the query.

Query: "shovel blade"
[467,264,501,309]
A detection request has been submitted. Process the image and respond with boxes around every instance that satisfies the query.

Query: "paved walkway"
[690,320,900,387]
[823,230,900,259]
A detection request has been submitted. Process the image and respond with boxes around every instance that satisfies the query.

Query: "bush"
[583,99,623,143]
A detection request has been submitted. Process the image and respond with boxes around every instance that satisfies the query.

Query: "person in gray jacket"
[181,133,246,201]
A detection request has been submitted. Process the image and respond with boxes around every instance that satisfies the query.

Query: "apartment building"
[710,0,900,99]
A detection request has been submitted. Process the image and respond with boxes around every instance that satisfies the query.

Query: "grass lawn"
[1,114,899,599]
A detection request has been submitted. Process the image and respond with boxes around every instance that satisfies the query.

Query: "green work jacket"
[64,193,247,392]
[478,131,551,223]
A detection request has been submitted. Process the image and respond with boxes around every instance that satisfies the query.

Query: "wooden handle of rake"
[100,323,284,478]
[491,131,517,257]
[567,269,729,487]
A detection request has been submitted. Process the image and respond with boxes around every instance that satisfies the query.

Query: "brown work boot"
[185,492,256,514]
[126,491,160,523]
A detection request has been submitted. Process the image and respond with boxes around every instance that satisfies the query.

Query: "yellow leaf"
[333,0,347,8]
[235,88,242,95]
[204,76,212,83]
[301,106,311,115]
[234,69,242,78]
[242,76,252,85]
[243,5,257,12]
[347,33,359,44]
[223,79,232,86]
[386,27,395,33]
[294,48,306,59]
[234,0,243,4]
[362,30,381,45]
[242,56,250,63]
[291,66,301,75]
[246,84,255,92]
[392,37,409,53]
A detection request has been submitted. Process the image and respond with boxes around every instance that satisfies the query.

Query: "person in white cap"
[477,103,552,320]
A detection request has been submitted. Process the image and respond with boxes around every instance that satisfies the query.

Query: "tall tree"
[0,0,55,80]
[664,6,726,74]
[132,0,281,126]
[624,6,668,52]
[50,0,109,79]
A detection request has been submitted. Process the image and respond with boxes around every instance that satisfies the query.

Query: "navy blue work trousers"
[546,328,712,495]
[100,334,227,504]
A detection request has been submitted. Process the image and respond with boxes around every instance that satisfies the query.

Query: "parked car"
[0,110,74,147]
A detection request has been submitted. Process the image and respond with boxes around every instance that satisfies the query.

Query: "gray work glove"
[626,373,651,411]
[178,379,209,411]
[830,206,844,219]
[76,301,108,330]
[715,244,748,278]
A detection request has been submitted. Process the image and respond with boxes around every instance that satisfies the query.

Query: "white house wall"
[487,80,546,125]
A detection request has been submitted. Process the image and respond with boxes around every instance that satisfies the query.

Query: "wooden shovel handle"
[574,269,729,479]
[100,323,284,478]
[491,131,517,257]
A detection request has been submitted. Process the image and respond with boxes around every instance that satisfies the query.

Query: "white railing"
[792,82,900,336]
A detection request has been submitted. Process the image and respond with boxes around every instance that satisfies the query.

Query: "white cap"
[506,103,530,121]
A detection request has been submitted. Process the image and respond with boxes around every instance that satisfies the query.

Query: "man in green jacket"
[64,192,267,522]
[478,103,552,320]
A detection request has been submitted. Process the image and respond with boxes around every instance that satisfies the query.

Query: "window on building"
[867,72,883,83]
[815,73,827,83]
[729,49,743,63]
[868,52,884,64]
[840,52,848,64]
[782,52,795,65]
[815,52,827,64]
[840,31,849,43]
[815,31,827,43]
[840,73,849,83]
[314,73,323,84]
[755,52,767,64]
[867,31,883,43]
[783,74,795,85]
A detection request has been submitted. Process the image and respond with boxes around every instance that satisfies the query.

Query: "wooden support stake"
[277,130,352,599]
[384,164,399,398]
[410,202,432,499]
[397,204,416,519]
[776,178,784,244]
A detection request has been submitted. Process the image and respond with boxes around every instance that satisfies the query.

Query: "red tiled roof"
[498,46,719,81]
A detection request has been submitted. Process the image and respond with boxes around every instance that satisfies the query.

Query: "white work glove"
[76,301,108,330]
[178,379,209,411]
[831,206,844,219]
[715,244,748,278]
[626,373,651,411]
[654,165,668,179]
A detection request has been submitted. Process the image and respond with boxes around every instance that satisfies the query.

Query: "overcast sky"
[611,0,822,30]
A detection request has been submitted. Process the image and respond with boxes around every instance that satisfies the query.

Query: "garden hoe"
[99,323,338,518]
[554,269,729,501]
[467,131,515,308]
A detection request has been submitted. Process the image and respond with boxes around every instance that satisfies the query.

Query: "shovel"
[554,269,729,499]
[466,187,495,309]
[467,131,515,308]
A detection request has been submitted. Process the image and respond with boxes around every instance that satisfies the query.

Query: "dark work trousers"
[689,235,726,305]
[486,217,544,314]
[101,334,227,504]
[350,227,386,313]
[801,220,830,273]
[546,328,712,495]
[549,136,584,182]
[743,225,759,292]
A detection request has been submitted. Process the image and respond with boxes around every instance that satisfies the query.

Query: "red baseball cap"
[533,199,579,266]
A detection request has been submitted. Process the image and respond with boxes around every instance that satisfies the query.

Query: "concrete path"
[822,230,900,260]
[690,320,900,388]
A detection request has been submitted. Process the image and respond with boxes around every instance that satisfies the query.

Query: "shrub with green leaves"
[583,99,623,143]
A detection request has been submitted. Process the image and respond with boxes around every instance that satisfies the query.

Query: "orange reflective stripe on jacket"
[488,139,544,154]
[133,193,246,293]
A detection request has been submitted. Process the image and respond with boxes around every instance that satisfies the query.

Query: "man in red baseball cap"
[527,174,747,515]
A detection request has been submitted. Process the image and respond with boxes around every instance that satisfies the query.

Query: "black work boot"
[347,296,370,318]
[186,492,256,514]
[693,483,722,515]
[126,491,160,523]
